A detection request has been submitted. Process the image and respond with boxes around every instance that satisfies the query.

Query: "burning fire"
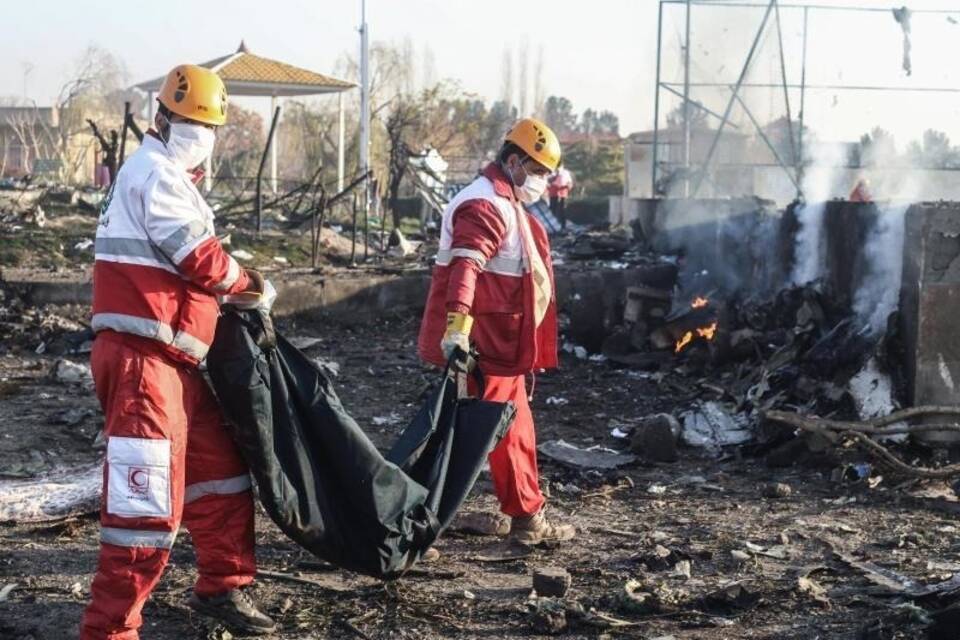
[675,331,694,353]
[697,321,718,340]
[674,296,718,353]
[675,321,719,353]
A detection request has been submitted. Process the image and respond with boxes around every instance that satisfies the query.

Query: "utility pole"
[359,0,371,235]
[682,0,692,197]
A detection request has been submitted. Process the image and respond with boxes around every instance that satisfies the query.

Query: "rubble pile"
[0,285,91,356]
[0,183,103,229]
[597,280,903,451]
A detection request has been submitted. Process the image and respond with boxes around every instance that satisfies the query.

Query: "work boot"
[187,587,277,636]
[454,510,512,537]
[511,509,576,546]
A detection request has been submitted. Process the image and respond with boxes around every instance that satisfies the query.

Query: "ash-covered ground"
[2,304,960,640]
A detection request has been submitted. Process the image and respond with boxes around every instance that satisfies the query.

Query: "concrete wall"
[899,203,960,414]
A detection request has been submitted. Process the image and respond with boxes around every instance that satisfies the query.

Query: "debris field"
[2,297,960,639]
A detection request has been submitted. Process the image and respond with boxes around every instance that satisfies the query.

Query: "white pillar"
[147,91,155,123]
[270,94,279,194]
[337,92,345,193]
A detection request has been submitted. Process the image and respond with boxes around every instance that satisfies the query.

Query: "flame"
[675,331,694,353]
[697,322,718,340]
[691,296,709,309]
[675,322,719,353]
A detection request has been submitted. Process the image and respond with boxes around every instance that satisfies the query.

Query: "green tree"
[563,140,623,196]
[542,96,577,135]
[579,108,619,136]
[859,127,897,167]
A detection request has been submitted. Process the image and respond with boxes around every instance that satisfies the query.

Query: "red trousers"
[81,332,256,640]
[472,373,545,518]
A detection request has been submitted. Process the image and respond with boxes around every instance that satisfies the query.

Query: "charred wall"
[821,201,880,312]
[639,197,787,296]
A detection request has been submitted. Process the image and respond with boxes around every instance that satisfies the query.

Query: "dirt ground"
[2,308,960,640]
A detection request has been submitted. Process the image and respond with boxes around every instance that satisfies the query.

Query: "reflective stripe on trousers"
[100,526,177,550]
[184,474,252,504]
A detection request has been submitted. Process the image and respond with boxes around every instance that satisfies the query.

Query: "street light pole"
[359,0,371,242]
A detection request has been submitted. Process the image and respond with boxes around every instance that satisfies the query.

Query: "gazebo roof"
[135,41,355,97]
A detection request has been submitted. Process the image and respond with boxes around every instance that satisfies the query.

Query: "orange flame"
[675,321,719,353]
[675,331,694,353]
[697,322,718,340]
[691,297,709,309]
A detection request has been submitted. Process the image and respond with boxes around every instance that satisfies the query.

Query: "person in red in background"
[850,176,873,202]
[418,118,576,545]
[547,161,573,230]
[80,64,278,639]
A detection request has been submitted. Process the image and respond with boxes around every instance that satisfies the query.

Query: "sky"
[3,0,960,150]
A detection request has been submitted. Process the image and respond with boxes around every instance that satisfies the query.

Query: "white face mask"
[163,122,216,171]
[511,165,549,204]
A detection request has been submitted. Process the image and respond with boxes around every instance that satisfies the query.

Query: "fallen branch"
[849,432,960,479]
[766,407,960,433]
[257,569,350,592]
[765,408,960,479]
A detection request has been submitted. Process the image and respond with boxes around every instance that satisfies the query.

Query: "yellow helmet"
[505,117,561,171]
[158,64,228,127]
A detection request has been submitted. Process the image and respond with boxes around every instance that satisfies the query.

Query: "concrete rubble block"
[629,413,680,462]
[900,203,960,443]
[623,285,672,324]
[533,567,572,597]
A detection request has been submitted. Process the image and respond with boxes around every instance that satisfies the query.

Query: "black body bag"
[205,310,514,579]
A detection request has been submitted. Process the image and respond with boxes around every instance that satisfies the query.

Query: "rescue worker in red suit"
[418,118,576,544]
[80,64,277,639]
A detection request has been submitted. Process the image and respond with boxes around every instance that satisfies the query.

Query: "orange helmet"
[505,117,561,171]
[157,64,228,126]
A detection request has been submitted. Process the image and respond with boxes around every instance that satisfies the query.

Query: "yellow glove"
[441,312,473,359]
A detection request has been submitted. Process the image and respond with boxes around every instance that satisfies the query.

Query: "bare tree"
[518,39,529,117]
[3,46,127,184]
[500,46,514,110]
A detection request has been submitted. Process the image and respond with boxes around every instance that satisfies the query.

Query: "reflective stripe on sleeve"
[159,220,212,265]
[212,256,241,293]
[170,330,210,361]
[435,248,524,276]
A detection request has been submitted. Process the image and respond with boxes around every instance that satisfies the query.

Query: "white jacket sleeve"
[142,166,246,294]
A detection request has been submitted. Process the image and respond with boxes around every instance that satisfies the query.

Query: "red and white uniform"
[547,167,572,199]
[91,134,249,365]
[82,133,256,640]
[418,163,558,517]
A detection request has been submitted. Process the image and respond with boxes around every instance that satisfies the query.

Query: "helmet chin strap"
[501,153,530,187]
[156,110,172,145]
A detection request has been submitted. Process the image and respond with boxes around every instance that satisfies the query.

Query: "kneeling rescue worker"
[80,64,277,638]
[418,117,576,544]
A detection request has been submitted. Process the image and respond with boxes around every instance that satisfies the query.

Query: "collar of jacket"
[142,130,166,151]
[482,162,518,202]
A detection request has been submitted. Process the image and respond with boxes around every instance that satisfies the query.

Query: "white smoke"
[854,203,907,335]
[791,202,825,285]
[791,142,849,286]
